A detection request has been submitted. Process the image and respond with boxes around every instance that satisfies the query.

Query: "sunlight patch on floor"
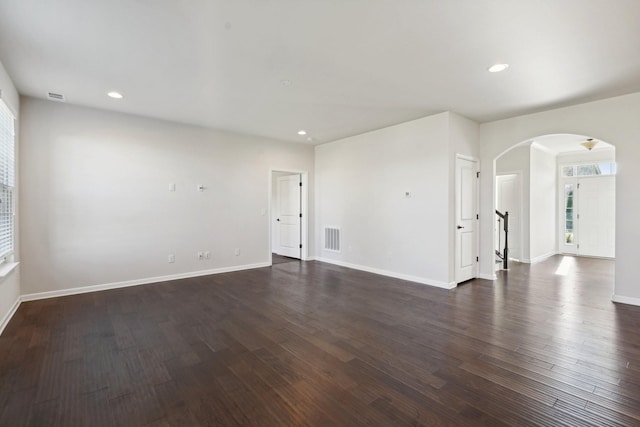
[554,256,575,276]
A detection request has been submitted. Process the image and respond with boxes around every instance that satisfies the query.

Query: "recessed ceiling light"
[488,63,509,73]
[297,130,307,136]
[107,91,124,99]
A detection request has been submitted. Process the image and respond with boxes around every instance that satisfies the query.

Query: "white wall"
[0,61,20,335]
[529,144,557,261]
[315,113,450,286]
[315,112,478,288]
[19,97,315,295]
[556,148,615,165]
[496,144,530,261]
[495,145,529,173]
[479,92,640,304]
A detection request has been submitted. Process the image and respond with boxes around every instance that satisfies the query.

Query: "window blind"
[0,99,15,258]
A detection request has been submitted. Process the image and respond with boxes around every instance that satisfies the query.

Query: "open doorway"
[493,134,615,274]
[495,172,522,262]
[269,170,309,265]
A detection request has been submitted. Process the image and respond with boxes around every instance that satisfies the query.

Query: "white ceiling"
[1,1,639,144]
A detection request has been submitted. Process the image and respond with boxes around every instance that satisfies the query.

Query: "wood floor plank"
[1,256,639,426]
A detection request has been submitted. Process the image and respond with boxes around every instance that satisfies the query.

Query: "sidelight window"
[564,184,574,244]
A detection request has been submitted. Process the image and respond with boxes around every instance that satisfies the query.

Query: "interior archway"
[491,133,616,292]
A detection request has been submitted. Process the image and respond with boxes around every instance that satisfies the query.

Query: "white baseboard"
[315,257,456,289]
[525,252,557,264]
[0,297,21,336]
[611,294,640,307]
[20,262,271,302]
[477,273,497,280]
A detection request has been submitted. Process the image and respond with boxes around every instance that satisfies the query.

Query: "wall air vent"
[47,92,66,102]
[324,227,340,252]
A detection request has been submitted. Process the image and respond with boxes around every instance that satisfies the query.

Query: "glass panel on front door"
[565,184,574,244]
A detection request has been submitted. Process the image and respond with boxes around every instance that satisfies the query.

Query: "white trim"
[315,257,456,289]
[20,262,271,302]
[524,252,557,264]
[0,90,17,118]
[0,262,18,282]
[530,141,557,156]
[566,254,614,260]
[477,273,497,280]
[455,153,478,162]
[0,297,20,336]
[611,294,640,307]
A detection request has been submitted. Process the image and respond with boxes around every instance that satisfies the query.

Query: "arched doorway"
[492,134,615,281]
[476,94,640,305]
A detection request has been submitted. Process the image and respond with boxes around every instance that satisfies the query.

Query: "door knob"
[277,218,280,222]
[457,225,464,229]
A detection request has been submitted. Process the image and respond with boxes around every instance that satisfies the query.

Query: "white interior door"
[495,174,522,261]
[578,176,615,258]
[455,157,478,283]
[276,174,301,258]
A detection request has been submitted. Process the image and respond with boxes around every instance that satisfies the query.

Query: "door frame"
[558,172,616,258]
[495,171,523,262]
[268,169,310,263]
[455,154,479,283]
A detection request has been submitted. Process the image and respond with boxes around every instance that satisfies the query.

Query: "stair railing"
[495,210,509,270]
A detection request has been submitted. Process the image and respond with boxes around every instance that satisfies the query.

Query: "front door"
[276,174,301,258]
[560,175,615,258]
[577,176,615,258]
[455,156,478,283]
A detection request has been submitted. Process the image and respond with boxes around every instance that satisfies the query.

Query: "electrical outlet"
[234,248,240,256]
[168,254,175,263]
[197,251,204,260]
[204,251,211,260]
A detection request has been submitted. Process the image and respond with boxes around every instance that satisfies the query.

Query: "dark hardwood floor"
[1,255,640,426]
[271,253,300,265]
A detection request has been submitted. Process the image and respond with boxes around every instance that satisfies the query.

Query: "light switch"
[169,183,176,192]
